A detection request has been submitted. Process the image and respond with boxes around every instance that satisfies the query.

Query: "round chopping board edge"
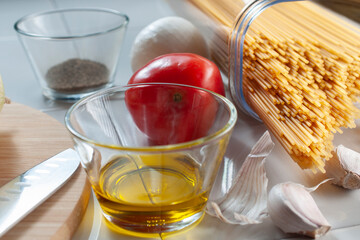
[0,102,91,240]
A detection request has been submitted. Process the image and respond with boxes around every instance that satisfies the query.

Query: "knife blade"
[0,148,80,237]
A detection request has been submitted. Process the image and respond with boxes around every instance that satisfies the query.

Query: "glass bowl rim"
[14,8,129,40]
[64,83,238,152]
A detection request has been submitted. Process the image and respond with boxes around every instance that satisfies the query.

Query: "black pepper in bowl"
[45,58,109,92]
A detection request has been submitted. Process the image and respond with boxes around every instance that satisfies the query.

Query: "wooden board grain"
[0,102,91,240]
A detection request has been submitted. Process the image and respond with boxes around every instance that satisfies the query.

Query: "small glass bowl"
[14,8,129,101]
[65,83,237,237]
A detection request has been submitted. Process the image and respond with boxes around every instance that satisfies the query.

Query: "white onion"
[130,16,209,72]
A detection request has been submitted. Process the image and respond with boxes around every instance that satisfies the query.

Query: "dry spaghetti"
[189,0,360,172]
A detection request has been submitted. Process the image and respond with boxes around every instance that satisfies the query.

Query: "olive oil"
[92,153,208,236]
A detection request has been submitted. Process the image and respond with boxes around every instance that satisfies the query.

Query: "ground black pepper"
[45,58,109,92]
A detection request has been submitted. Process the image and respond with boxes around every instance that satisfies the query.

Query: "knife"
[0,148,80,237]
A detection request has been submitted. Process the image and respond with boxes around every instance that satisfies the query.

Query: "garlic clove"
[268,182,331,239]
[206,131,274,225]
[325,145,360,189]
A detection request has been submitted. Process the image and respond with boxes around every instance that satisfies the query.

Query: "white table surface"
[1,0,360,239]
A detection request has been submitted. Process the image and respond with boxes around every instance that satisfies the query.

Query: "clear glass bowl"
[14,8,129,101]
[65,83,237,237]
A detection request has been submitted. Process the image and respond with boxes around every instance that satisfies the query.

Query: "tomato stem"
[173,92,182,102]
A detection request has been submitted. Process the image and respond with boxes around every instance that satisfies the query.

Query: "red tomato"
[125,53,225,145]
[127,53,225,96]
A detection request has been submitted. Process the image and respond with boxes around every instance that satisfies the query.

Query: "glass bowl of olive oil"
[65,83,237,237]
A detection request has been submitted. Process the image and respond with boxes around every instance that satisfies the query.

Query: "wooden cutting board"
[0,102,91,240]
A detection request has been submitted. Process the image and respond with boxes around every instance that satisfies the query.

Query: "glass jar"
[168,0,360,120]
[168,0,360,172]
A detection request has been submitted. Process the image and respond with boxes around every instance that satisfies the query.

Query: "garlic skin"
[268,182,331,238]
[130,16,208,72]
[206,131,274,225]
[325,145,360,189]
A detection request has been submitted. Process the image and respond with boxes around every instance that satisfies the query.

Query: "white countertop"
[1,0,360,239]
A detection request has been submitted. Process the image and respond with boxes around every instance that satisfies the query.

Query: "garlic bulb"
[268,181,331,238]
[325,145,360,189]
[206,131,274,225]
[130,16,208,72]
